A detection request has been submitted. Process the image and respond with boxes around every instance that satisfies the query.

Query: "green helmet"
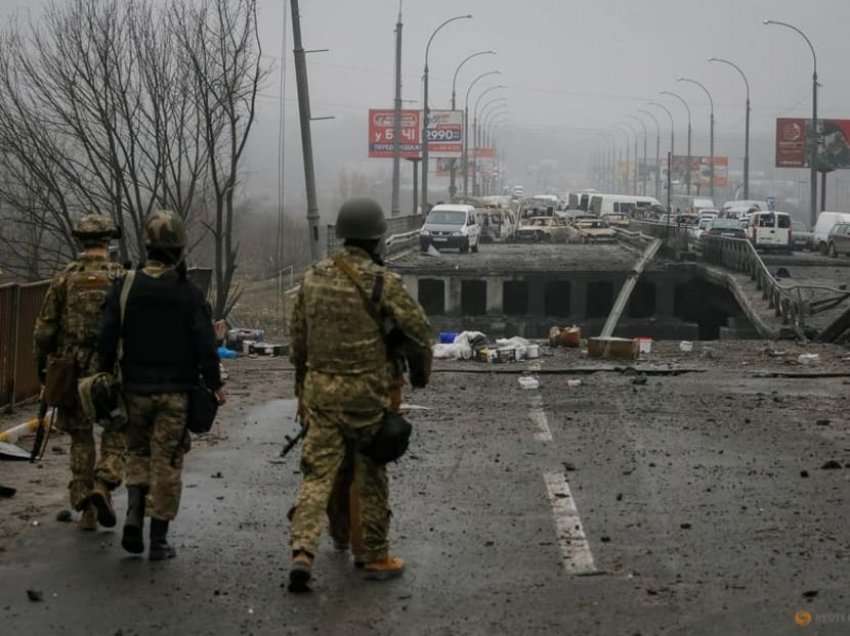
[335,198,387,240]
[72,214,118,240]
[144,209,187,249]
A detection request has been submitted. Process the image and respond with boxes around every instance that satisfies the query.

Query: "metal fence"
[0,281,49,410]
[326,214,424,254]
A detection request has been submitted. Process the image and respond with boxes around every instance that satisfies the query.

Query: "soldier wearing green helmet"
[33,213,126,531]
[98,209,223,561]
[287,198,433,591]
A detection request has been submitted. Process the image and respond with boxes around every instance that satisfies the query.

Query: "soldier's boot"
[288,551,314,593]
[78,504,97,532]
[149,518,176,561]
[89,481,117,528]
[362,556,405,581]
[121,486,146,554]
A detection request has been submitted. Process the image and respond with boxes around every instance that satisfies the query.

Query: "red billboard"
[776,118,850,171]
[368,109,421,159]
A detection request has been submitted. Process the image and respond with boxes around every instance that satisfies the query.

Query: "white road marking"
[543,471,597,575]
[528,394,553,442]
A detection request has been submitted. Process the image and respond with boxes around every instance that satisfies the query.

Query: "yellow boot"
[363,556,405,581]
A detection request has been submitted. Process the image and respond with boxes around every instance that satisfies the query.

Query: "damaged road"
[1,344,850,635]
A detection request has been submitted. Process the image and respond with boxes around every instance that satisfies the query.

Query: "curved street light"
[678,77,716,200]
[709,57,751,199]
[483,115,510,195]
[448,50,495,199]
[472,85,507,196]
[647,103,675,210]
[422,14,473,212]
[661,90,693,195]
[628,115,649,195]
[764,19,819,223]
[463,71,501,196]
[613,123,634,194]
[638,109,662,199]
[620,121,640,193]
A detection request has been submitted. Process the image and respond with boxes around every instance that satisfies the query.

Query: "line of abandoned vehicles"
[418,190,845,257]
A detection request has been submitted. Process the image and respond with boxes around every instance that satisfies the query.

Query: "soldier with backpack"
[33,214,126,530]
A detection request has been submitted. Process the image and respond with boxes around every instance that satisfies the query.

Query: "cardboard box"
[587,337,638,361]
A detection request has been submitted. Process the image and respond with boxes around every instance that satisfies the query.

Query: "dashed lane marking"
[528,394,553,442]
[543,471,597,575]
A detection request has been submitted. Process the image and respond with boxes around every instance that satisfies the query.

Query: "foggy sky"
[3,0,850,211]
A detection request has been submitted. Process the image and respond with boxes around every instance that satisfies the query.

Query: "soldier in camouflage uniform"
[98,210,223,561]
[33,214,126,531]
[288,198,433,591]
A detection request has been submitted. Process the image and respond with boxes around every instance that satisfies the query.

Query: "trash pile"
[548,325,581,348]
[223,328,286,358]
[432,331,541,363]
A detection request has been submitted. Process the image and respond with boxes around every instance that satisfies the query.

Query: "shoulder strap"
[117,271,136,364]
[332,254,384,328]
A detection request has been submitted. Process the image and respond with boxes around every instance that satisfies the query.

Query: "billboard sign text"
[368,109,421,159]
[425,110,463,158]
[776,117,850,171]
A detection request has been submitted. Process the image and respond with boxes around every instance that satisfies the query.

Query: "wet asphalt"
[2,361,850,635]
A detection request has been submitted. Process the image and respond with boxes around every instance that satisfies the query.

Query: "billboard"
[776,117,850,171]
[368,109,421,159]
[669,156,728,188]
[425,110,463,158]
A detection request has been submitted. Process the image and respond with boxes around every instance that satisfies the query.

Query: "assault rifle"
[30,393,52,463]
[280,415,307,459]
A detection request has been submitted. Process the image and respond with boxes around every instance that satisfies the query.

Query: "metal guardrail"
[626,220,850,338]
[0,281,49,410]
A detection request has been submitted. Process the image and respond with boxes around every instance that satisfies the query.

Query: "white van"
[813,211,850,254]
[747,211,792,253]
[419,204,481,253]
[589,194,661,216]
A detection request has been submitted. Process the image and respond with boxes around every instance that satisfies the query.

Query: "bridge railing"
[700,235,807,332]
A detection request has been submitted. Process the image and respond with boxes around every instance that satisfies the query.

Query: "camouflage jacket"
[290,246,432,420]
[33,253,125,375]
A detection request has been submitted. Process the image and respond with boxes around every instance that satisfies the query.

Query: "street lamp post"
[485,116,508,194]
[480,104,508,195]
[678,77,715,201]
[764,19,819,227]
[463,71,500,197]
[422,14,472,214]
[638,109,661,200]
[648,102,675,211]
[709,57,750,199]
[449,50,495,200]
[613,125,632,193]
[661,90,692,197]
[628,115,648,195]
[473,85,506,196]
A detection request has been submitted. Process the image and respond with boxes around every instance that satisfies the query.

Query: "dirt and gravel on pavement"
[1,341,849,634]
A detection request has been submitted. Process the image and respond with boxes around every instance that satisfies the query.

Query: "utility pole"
[390,3,403,216]
[290,0,320,261]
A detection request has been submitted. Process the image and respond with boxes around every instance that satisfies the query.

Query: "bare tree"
[172,0,268,319]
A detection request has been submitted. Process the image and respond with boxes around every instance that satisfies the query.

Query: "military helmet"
[72,214,119,240]
[144,209,187,249]
[335,198,387,240]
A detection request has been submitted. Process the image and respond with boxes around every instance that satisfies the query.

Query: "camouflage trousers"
[291,409,390,563]
[124,393,189,521]
[57,407,126,511]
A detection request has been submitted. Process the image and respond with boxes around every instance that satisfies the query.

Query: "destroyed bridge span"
[379,219,850,343]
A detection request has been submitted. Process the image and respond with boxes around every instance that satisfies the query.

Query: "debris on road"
[820,460,842,470]
[588,337,638,361]
[0,485,16,498]
[548,325,581,348]
[798,353,820,366]
[518,376,539,390]
[26,589,43,602]
[56,510,72,523]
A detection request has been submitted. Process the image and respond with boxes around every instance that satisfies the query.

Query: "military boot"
[78,504,97,531]
[149,518,176,561]
[121,486,146,554]
[363,556,405,581]
[89,481,117,528]
[288,551,314,593]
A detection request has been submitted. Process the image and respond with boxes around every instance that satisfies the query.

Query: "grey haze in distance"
[2,0,849,216]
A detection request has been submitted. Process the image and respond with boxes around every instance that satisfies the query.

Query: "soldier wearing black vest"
[99,209,224,560]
